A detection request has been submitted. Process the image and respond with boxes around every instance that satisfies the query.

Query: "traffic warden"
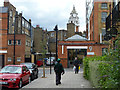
[54,58,65,85]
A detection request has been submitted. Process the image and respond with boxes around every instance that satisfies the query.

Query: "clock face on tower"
[73,14,76,17]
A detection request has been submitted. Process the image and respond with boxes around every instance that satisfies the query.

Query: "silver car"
[46,57,55,65]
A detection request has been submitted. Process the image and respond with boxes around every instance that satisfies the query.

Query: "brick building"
[58,1,112,68]
[58,35,108,68]
[47,30,67,53]
[105,1,120,49]
[0,7,8,68]
[0,0,32,67]
[33,25,48,61]
[86,0,112,43]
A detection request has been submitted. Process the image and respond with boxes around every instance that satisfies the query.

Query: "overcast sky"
[0,0,86,32]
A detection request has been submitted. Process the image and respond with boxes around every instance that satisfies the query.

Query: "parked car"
[0,65,31,88]
[37,59,43,67]
[46,57,55,65]
[44,58,48,64]
[20,63,38,80]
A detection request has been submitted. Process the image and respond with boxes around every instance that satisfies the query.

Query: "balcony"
[105,2,120,40]
[112,2,120,26]
[106,13,111,31]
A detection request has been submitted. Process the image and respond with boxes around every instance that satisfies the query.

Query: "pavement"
[22,67,92,88]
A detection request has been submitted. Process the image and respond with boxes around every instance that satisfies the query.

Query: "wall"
[7,34,25,65]
[58,41,109,68]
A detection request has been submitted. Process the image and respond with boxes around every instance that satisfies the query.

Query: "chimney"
[76,26,79,32]
[4,0,9,2]
[36,25,40,28]
[4,0,10,7]
[29,19,31,23]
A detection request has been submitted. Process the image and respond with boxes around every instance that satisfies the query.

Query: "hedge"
[83,55,120,88]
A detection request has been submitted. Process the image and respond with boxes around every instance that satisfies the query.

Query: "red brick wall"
[89,2,111,43]
[7,34,26,65]
[58,41,109,68]
[0,13,8,66]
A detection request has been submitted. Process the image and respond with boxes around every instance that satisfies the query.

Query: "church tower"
[68,5,79,32]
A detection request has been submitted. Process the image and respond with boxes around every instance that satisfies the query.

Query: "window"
[51,32,54,37]
[25,66,29,71]
[17,57,21,62]
[22,30,24,34]
[9,10,12,17]
[102,48,108,56]
[13,16,15,23]
[101,3,108,9]
[26,40,28,46]
[64,33,66,37]
[18,21,21,28]
[18,40,21,45]
[8,40,12,45]
[8,57,12,62]
[101,12,108,22]
[102,28,106,36]
[22,19,25,26]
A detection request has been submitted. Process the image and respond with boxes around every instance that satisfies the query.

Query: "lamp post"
[54,25,58,61]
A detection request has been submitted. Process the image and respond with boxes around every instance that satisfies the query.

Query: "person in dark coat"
[73,57,79,74]
[54,58,65,85]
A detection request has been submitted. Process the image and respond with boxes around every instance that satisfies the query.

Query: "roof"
[65,34,88,41]
[6,65,25,67]
[0,7,8,13]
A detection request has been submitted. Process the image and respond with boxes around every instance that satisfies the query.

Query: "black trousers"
[75,66,79,74]
[56,73,61,84]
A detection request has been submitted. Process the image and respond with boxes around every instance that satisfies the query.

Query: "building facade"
[0,0,32,67]
[0,7,8,68]
[33,25,48,60]
[105,1,120,49]
[86,0,113,43]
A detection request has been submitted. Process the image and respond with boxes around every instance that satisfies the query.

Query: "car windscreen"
[21,63,33,69]
[0,66,22,74]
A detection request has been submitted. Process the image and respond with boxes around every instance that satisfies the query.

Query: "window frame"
[101,12,108,22]
[51,32,54,37]
[8,40,12,45]
[17,57,21,62]
[8,57,12,62]
[17,40,21,45]
[101,3,108,9]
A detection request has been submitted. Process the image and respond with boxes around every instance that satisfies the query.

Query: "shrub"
[98,61,120,88]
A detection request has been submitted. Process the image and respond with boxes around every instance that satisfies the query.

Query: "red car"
[0,65,31,88]
[37,59,43,67]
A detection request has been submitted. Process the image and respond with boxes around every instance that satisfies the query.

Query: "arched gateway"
[58,34,109,68]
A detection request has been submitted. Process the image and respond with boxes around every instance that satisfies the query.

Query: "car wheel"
[28,76,31,83]
[18,79,22,88]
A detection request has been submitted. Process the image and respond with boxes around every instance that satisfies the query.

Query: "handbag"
[73,66,76,71]
[79,66,80,70]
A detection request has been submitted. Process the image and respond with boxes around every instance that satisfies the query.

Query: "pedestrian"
[73,57,79,74]
[54,58,65,85]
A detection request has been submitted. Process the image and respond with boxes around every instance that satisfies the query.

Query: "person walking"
[54,58,65,85]
[73,57,79,74]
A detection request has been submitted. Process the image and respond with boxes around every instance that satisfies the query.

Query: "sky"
[0,0,86,32]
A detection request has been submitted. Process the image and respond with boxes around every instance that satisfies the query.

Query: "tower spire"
[68,5,79,32]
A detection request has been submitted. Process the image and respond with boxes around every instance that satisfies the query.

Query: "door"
[22,66,28,82]
[0,55,4,69]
